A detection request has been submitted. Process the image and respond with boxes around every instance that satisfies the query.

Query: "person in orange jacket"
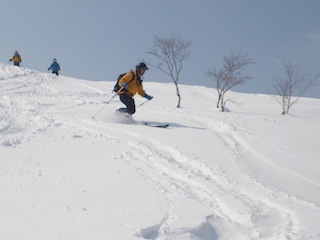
[117,62,153,115]
[9,51,22,66]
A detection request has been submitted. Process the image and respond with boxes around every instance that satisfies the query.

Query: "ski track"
[153,107,320,239]
[74,105,319,239]
[71,116,299,239]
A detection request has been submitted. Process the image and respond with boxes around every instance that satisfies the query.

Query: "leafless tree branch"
[206,51,254,111]
[147,33,191,108]
[272,62,320,115]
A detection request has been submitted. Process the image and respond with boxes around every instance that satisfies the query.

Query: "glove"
[122,83,128,89]
[144,94,153,100]
[9,59,12,61]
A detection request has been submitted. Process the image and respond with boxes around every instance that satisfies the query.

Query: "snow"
[1,64,320,240]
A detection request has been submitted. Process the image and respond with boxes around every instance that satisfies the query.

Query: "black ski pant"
[119,93,136,115]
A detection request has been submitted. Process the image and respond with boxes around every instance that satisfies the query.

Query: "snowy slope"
[1,64,320,240]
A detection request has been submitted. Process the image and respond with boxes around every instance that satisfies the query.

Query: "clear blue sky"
[1,0,320,98]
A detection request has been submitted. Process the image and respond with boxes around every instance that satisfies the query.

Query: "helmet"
[136,62,149,71]
[53,58,57,62]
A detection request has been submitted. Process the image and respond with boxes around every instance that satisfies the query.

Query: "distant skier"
[9,51,22,66]
[117,62,153,115]
[48,58,60,76]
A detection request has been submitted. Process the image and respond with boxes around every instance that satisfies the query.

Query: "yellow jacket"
[11,55,22,63]
[118,70,145,97]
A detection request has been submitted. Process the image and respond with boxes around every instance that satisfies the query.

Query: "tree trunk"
[220,93,225,112]
[175,82,181,108]
[216,92,222,108]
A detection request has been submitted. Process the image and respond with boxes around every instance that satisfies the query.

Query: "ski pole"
[91,87,124,119]
[105,92,117,104]
[92,94,115,119]
[107,86,125,103]
[92,103,108,119]
[136,99,149,108]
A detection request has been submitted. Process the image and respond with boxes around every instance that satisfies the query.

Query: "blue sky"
[1,0,320,98]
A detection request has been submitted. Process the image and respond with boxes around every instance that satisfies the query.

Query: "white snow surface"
[1,64,320,240]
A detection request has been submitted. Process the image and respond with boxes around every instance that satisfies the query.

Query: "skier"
[9,51,22,66]
[48,58,61,76]
[117,62,153,115]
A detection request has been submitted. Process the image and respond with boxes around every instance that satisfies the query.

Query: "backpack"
[113,72,135,92]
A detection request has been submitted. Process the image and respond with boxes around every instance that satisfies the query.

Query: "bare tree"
[206,52,254,111]
[273,62,320,115]
[147,33,191,108]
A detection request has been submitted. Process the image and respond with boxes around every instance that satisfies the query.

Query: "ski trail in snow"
[120,137,297,239]
[143,108,316,237]
[53,103,320,239]
[75,118,299,239]
[156,107,320,238]
[66,119,221,238]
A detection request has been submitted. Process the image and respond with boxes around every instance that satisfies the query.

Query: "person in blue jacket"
[48,58,61,76]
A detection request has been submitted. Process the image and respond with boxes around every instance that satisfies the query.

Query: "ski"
[143,122,169,128]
